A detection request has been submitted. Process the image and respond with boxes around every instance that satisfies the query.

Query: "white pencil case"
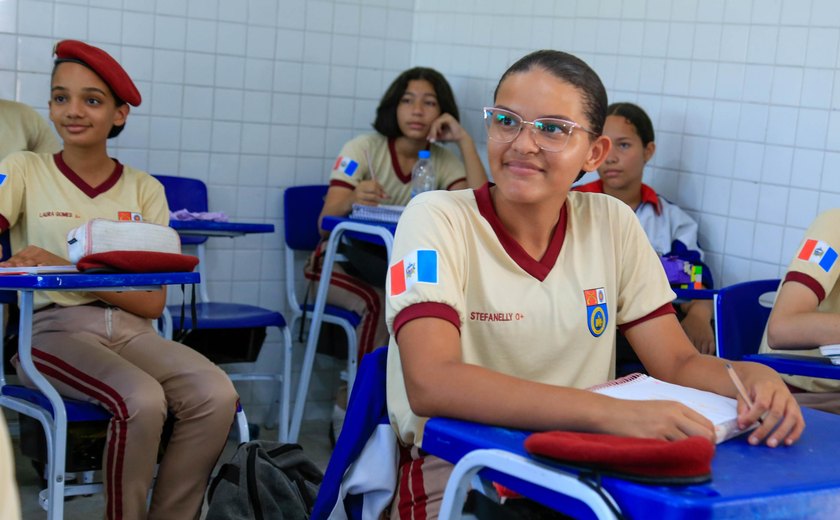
[66,218,182,264]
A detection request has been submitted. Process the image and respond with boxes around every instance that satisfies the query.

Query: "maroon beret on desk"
[524,431,714,484]
[53,39,142,107]
[76,251,198,273]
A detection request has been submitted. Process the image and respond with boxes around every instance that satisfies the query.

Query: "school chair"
[714,279,780,360]
[0,289,251,519]
[282,185,363,423]
[310,345,397,520]
[154,174,292,441]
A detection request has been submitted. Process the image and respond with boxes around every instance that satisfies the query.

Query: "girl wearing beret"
[0,40,237,520]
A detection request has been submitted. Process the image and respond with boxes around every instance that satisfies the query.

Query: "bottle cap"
[418,150,431,159]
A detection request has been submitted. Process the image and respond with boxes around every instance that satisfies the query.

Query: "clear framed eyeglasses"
[483,107,596,152]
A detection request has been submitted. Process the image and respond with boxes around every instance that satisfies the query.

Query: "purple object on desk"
[660,256,691,284]
[170,208,229,222]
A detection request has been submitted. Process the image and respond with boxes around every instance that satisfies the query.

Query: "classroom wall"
[414,0,840,288]
[3,0,840,420]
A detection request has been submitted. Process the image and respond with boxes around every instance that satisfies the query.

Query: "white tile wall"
[3,0,840,419]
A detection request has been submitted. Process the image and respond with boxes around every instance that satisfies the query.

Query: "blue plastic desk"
[0,271,199,520]
[423,407,840,519]
[672,287,717,301]
[742,352,840,380]
[169,220,274,237]
[289,216,395,441]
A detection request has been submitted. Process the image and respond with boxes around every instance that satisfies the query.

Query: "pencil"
[364,149,378,185]
[725,362,764,426]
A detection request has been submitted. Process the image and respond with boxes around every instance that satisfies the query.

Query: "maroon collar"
[54,152,124,198]
[575,179,661,215]
[388,138,411,184]
[388,138,431,185]
[474,183,567,282]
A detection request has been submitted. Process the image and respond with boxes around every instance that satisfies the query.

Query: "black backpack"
[206,441,324,520]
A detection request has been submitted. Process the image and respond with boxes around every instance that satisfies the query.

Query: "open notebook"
[590,373,754,443]
[0,265,79,275]
[819,344,840,365]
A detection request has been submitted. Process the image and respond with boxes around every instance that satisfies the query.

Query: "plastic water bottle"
[410,150,435,198]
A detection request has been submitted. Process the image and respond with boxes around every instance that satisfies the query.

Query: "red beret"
[53,40,142,107]
[76,251,198,273]
[524,431,714,484]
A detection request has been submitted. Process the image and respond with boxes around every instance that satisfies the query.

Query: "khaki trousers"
[15,304,238,520]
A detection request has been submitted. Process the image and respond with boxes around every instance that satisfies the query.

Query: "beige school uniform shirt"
[329,133,467,205]
[385,186,676,447]
[759,208,840,392]
[0,99,59,161]
[0,152,169,309]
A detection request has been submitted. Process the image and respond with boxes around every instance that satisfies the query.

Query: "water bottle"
[410,150,435,198]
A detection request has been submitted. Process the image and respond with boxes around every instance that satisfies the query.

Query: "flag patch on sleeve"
[797,239,838,273]
[389,249,438,296]
[333,156,359,176]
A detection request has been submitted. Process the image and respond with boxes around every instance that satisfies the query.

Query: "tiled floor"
[9,416,334,520]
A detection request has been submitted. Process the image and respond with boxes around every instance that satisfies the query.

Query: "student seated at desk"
[575,102,715,372]
[385,49,805,519]
[0,98,60,161]
[0,40,237,520]
[308,67,488,441]
[759,208,840,414]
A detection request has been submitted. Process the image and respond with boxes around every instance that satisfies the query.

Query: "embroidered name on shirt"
[39,211,77,218]
[469,312,524,322]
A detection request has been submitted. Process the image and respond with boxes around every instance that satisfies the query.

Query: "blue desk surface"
[672,287,717,300]
[0,271,199,291]
[743,352,840,380]
[423,408,840,519]
[169,220,274,236]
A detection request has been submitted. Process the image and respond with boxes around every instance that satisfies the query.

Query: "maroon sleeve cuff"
[618,303,676,334]
[393,302,461,338]
[446,177,467,190]
[0,214,9,233]
[329,179,355,190]
[784,271,825,302]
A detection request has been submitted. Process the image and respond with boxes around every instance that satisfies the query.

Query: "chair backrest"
[282,185,328,316]
[283,185,328,252]
[715,279,781,360]
[153,174,209,246]
[311,346,394,520]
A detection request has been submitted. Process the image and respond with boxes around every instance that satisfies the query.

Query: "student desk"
[424,407,840,520]
[0,271,199,520]
[289,215,395,441]
[742,352,840,379]
[169,220,274,237]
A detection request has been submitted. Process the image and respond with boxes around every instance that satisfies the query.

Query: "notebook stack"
[819,344,840,365]
[349,204,405,224]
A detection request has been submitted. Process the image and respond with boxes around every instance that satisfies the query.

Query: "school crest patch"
[584,287,608,337]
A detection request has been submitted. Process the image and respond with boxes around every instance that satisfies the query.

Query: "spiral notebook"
[589,373,753,443]
[349,204,405,224]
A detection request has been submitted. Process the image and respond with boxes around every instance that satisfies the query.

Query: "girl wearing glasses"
[385,50,804,518]
[576,102,716,366]
[308,67,487,443]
